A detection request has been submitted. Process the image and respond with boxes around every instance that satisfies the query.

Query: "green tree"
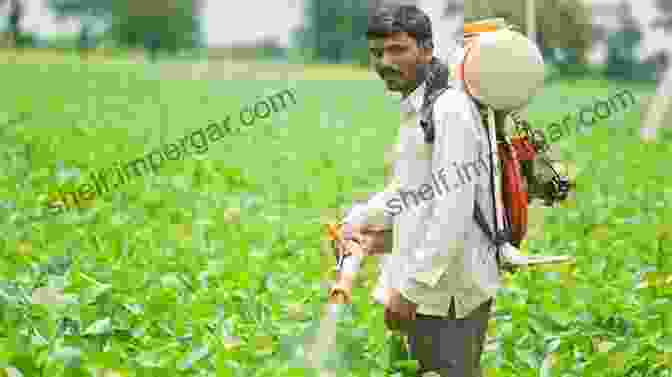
[48,0,114,54]
[297,0,370,65]
[464,0,594,73]
[1,0,24,47]
[604,0,645,80]
[48,0,202,58]
[108,0,202,56]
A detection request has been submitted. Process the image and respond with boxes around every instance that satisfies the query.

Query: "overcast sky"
[2,0,669,58]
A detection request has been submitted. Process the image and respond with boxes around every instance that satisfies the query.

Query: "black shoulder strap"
[419,87,449,144]
[474,108,514,249]
[418,57,452,144]
[418,59,513,257]
[473,121,510,247]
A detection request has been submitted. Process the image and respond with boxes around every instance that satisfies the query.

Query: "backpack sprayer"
[461,18,573,207]
[455,17,575,267]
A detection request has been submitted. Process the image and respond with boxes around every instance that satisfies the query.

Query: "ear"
[420,47,433,64]
[419,40,433,63]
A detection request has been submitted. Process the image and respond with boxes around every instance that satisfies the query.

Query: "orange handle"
[326,223,341,241]
[464,23,499,35]
[325,222,365,305]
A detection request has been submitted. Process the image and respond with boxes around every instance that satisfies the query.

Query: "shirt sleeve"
[400,91,482,300]
[341,177,403,230]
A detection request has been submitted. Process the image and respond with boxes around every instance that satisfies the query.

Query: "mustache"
[377,68,400,77]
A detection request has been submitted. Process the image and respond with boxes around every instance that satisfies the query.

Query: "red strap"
[498,142,528,244]
[510,136,537,161]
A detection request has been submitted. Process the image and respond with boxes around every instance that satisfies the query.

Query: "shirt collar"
[400,81,426,115]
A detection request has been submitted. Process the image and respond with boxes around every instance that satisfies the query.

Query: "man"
[338,5,501,376]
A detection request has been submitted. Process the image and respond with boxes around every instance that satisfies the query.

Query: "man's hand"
[384,288,419,331]
[339,223,392,256]
[337,238,365,259]
[358,225,392,255]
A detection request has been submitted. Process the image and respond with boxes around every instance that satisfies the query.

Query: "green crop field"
[1,51,671,377]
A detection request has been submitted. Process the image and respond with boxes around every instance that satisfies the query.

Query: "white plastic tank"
[451,18,546,111]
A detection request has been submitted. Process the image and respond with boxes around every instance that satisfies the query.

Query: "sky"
[201,0,303,46]
[2,0,669,59]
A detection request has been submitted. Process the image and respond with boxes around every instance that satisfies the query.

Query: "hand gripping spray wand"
[325,197,392,306]
[326,222,365,305]
[320,219,414,374]
[300,221,367,375]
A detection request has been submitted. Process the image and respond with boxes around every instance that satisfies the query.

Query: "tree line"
[1,0,670,74]
[1,0,202,60]
[293,0,670,81]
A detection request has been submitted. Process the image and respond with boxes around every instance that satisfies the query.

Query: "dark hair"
[367,5,434,49]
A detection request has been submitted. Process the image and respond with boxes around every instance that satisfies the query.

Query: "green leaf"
[391,359,419,373]
[50,346,82,364]
[658,336,672,353]
[177,345,209,371]
[81,283,112,305]
[83,318,112,336]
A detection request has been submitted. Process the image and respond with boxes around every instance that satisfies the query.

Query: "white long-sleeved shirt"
[343,81,501,318]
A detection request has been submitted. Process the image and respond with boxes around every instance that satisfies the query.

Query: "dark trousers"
[405,297,493,377]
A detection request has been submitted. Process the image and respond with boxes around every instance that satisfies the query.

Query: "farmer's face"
[368,32,432,95]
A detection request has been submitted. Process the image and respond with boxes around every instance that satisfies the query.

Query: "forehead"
[368,32,415,48]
